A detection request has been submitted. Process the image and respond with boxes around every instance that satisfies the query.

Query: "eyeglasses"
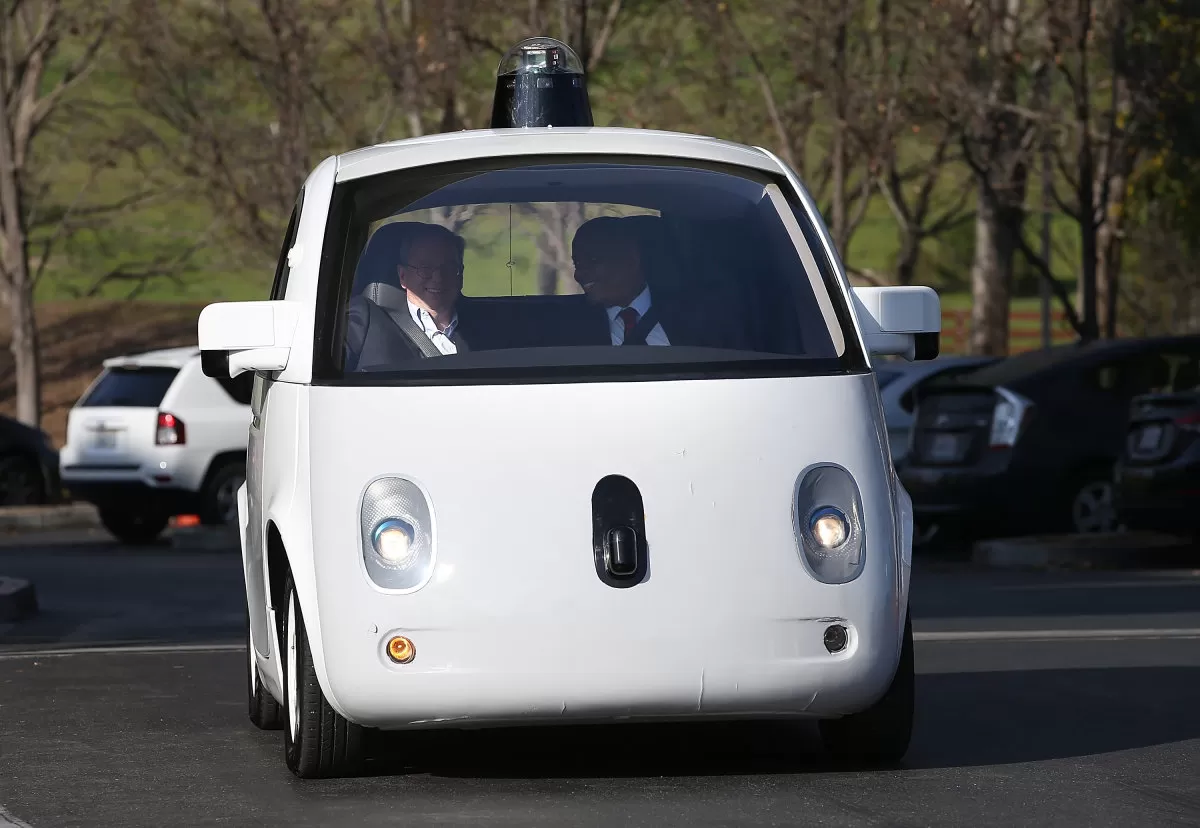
[401,262,462,278]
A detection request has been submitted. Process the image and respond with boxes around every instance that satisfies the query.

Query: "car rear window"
[80,367,179,408]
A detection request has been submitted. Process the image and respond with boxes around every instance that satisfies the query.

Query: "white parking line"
[0,805,34,828]
[0,642,244,660]
[2,629,1199,660]
[915,628,1200,642]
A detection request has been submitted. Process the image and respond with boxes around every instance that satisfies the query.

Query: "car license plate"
[91,429,117,450]
[1137,425,1162,452]
[929,433,960,462]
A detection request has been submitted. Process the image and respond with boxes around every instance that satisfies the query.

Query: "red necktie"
[618,307,640,342]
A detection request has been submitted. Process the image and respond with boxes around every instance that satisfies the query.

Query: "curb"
[0,503,100,533]
[971,531,1198,571]
[0,575,38,622]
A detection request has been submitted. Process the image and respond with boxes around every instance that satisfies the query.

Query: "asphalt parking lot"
[1,530,1198,827]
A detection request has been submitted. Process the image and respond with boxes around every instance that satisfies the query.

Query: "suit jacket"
[344,284,500,371]
[577,289,748,351]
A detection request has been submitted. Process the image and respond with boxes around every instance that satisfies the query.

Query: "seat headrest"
[362,281,409,313]
[351,221,417,296]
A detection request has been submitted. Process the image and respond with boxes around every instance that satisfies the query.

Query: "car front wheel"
[281,575,367,778]
[818,612,914,766]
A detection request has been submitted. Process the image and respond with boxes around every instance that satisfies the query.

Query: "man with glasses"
[344,221,495,369]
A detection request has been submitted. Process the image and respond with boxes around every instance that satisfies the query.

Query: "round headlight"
[808,506,850,549]
[373,518,417,568]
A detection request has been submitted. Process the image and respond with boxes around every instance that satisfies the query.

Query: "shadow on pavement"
[349,665,1200,779]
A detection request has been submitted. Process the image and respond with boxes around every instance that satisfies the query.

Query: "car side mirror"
[851,286,940,361]
[198,300,302,378]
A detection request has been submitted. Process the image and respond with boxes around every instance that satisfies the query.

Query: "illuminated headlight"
[793,464,865,584]
[373,518,417,567]
[808,507,850,549]
[360,477,435,592]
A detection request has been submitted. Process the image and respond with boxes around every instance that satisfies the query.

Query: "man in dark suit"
[344,221,500,370]
[569,215,735,349]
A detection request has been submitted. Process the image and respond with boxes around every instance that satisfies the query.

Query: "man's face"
[572,231,644,308]
[398,235,463,314]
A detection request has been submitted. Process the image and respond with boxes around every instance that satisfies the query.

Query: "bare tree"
[928,0,1082,355]
[119,0,383,259]
[1040,0,1146,339]
[691,0,956,284]
[875,124,975,285]
[0,0,121,427]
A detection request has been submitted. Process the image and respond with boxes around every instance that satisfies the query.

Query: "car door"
[247,193,302,658]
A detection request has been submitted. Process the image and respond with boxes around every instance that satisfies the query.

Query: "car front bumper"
[309,603,904,731]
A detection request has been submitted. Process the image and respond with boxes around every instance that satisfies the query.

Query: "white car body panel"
[212,127,935,732]
[256,374,907,728]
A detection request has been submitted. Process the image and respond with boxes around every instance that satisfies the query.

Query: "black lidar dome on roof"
[490,37,594,129]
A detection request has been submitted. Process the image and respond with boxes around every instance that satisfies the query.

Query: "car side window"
[1092,348,1200,398]
[270,191,304,301]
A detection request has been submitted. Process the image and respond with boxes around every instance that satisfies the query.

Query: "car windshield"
[314,155,865,384]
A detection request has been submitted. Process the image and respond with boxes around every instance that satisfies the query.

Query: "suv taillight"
[156,412,186,445]
[1175,412,1200,433]
[989,387,1033,449]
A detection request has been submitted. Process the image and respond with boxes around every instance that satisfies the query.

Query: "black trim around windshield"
[309,152,871,386]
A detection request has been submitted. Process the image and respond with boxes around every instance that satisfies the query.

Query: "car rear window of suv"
[81,367,179,407]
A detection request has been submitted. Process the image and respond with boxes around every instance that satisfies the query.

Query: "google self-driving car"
[197,38,941,778]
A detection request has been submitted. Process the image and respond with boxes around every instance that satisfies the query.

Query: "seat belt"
[370,301,443,359]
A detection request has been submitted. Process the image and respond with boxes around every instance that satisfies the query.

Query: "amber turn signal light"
[387,636,415,664]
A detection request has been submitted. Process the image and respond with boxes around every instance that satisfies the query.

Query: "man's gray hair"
[395,221,466,269]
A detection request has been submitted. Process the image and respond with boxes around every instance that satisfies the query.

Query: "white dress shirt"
[606,285,670,346]
[407,299,459,355]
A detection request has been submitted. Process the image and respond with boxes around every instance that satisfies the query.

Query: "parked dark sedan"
[1115,389,1200,534]
[898,335,1200,543]
[0,413,62,506]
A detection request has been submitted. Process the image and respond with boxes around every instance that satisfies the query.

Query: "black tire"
[819,612,914,766]
[1064,466,1118,534]
[247,604,284,730]
[0,453,45,506]
[99,507,170,545]
[281,574,367,778]
[200,459,246,526]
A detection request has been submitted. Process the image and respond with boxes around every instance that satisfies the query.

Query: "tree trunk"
[829,17,848,247]
[1097,165,1130,339]
[7,282,41,427]
[0,88,41,427]
[894,228,920,287]
[969,177,1014,356]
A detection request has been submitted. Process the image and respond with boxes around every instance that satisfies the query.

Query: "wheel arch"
[262,513,350,720]
[200,449,248,491]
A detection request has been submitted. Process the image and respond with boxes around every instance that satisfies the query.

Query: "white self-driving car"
[198,39,940,779]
